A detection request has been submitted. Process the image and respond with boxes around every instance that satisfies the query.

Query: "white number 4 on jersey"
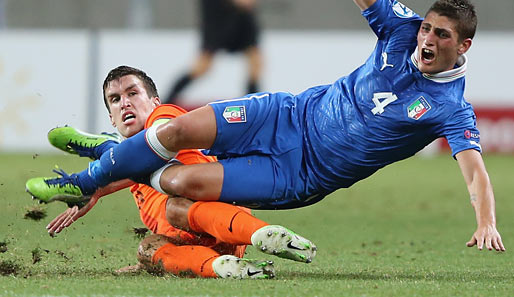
[371,92,398,115]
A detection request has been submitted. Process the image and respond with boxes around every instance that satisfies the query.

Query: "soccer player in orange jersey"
[43,66,315,279]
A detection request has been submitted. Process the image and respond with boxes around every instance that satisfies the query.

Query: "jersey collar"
[411,47,467,83]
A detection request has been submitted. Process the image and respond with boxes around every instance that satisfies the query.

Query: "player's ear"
[109,114,116,127]
[457,38,472,55]
[152,96,161,107]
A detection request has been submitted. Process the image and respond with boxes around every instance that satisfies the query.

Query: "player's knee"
[156,120,186,152]
[161,167,203,198]
[159,164,199,198]
[160,166,186,196]
[165,197,193,230]
[137,234,168,265]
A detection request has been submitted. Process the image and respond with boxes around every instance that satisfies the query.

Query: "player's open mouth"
[123,112,136,123]
[421,48,435,63]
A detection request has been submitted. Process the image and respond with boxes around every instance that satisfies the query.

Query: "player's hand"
[46,180,134,237]
[46,206,78,236]
[466,225,505,251]
[46,194,100,236]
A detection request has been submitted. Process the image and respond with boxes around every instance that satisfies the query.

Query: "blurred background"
[0,0,513,153]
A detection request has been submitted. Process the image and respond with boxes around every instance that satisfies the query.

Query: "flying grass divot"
[24,205,47,221]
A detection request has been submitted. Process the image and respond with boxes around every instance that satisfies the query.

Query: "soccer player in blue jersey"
[27,0,505,252]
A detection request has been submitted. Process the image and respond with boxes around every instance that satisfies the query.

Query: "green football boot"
[25,169,90,208]
[251,225,317,263]
[48,126,121,160]
[212,255,275,279]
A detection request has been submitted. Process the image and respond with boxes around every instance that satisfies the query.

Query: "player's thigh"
[159,105,217,150]
[207,92,299,156]
[160,161,224,201]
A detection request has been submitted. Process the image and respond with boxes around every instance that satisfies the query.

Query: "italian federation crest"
[407,97,431,120]
[223,106,246,123]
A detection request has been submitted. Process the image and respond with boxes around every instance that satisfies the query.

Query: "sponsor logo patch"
[407,96,431,120]
[464,130,480,139]
[223,106,246,123]
[392,1,415,18]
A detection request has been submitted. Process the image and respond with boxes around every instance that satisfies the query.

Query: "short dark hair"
[426,0,477,41]
[102,65,159,112]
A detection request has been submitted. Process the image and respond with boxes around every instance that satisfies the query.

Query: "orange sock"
[152,242,219,278]
[188,201,268,245]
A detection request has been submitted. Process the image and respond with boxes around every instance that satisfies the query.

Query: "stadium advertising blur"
[0,31,513,153]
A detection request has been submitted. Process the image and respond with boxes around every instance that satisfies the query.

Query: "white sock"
[149,161,180,194]
[145,124,176,160]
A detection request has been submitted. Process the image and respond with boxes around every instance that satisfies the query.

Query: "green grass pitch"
[1,152,513,296]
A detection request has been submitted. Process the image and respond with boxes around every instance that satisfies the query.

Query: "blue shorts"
[207,92,319,209]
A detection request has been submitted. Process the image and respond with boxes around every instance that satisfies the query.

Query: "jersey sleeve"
[144,104,189,128]
[439,105,482,157]
[362,0,422,40]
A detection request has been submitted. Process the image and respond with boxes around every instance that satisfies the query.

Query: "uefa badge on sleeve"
[407,96,431,120]
[223,106,247,123]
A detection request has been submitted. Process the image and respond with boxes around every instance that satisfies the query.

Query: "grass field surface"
[1,153,513,296]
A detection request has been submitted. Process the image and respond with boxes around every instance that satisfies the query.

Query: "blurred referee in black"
[164,0,262,104]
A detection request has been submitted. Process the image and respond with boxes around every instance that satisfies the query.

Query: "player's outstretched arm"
[353,0,376,11]
[455,149,505,251]
[46,179,135,236]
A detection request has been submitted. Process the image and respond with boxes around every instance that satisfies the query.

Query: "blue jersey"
[299,0,481,196]
[208,0,481,209]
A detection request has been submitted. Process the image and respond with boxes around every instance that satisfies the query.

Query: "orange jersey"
[130,104,214,241]
[129,104,246,256]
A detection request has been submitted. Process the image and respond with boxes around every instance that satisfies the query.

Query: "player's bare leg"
[159,162,223,201]
[155,105,218,153]
[165,197,194,231]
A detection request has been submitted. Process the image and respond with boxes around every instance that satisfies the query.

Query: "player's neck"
[411,47,467,83]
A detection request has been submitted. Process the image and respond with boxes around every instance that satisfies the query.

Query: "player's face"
[416,12,471,74]
[105,75,160,138]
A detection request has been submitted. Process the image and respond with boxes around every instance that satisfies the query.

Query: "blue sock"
[86,129,169,188]
[92,140,118,160]
[75,169,99,195]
